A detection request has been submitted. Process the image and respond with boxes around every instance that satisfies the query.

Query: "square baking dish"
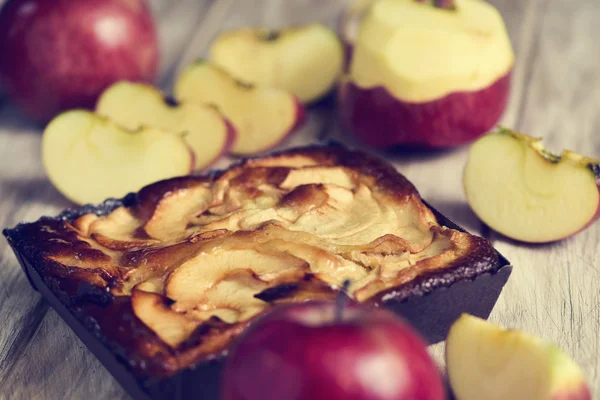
[3,145,512,400]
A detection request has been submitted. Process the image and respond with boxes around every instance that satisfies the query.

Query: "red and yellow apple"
[338,0,514,148]
[0,0,159,123]
[446,314,592,400]
[96,81,236,170]
[174,62,305,156]
[464,128,600,243]
[42,110,193,205]
[209,24,345,104]
[222,301,445,400]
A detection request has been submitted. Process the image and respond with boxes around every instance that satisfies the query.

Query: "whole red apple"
[0,0,159,122]
[221,301,445,400]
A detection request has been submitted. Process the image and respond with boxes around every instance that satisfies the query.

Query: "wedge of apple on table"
[174,61,306,156]
[464,128,600,243]
[446,314,591,400]
[209,23,345,104]
[42,110,193,205]
[338,0,514,149]
[96,81,236,170]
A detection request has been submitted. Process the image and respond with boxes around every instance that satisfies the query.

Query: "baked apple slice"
[174,62,305,155]
[96,81,235,170]
[42,110,193,205]
[464,128,600,243]
[209,24,344,104]
[446,314,591,400]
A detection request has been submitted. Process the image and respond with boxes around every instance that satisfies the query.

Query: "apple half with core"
[0,0,159,122]
[42,110,193,205]
[96,82,236,170]
[221,301,445,400]
[446,314,592,400]
[464,128,600,243]
[174,62,305,155]
[338,0,514,148]
[209,24,345,104]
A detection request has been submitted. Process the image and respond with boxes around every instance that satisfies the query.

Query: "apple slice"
[464,128,600,243]
[174,61,305,155]
[96,81,236,170]
[446,314,591,400]
[42,110,193,205]
[209,24,345,104]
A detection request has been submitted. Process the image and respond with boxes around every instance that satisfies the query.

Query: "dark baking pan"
[3,196,512,400]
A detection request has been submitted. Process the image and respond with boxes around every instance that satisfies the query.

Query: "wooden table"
[1,0,599,398]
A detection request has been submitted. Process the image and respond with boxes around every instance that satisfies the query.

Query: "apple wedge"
[209,24,345,104]
[42,110,193,205]
[174,61,305,156]
[446,314,591,400]
[464,128,600,243]
[96,81,236,170]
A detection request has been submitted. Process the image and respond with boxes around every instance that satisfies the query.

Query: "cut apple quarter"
[96,81,236,170]
[174,61,305,156]
[446,314,591,400]
[464,128,600,243]
[42,110,193,205]
[209,24,345,103]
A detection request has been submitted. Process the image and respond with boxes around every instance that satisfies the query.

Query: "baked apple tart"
[4,144,504,379]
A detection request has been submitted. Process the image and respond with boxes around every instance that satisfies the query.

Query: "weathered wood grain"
[488,0,600,393]
[0,0,599,398]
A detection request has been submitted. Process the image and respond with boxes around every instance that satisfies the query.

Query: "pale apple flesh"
[463,129,600,243]
[446,314,591,400]
[42,110,193,205]
[96,81,236,170]
[209,24,345,104]
[174,62,305,155]
[339,72,511,148]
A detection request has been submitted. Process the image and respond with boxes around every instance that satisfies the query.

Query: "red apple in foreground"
[221,301,445,400]
[338,0,514,149]
[0,0,159,122]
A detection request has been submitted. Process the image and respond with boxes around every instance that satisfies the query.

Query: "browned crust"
[3,142,504,382]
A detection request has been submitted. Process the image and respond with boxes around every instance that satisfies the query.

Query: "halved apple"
[174,61,305,155]
[96,81,236,170]
[446,314,591,400]
[42,110,193,205]
[338,0,514,148]
[464,128,600,243]
[209,24,345,104]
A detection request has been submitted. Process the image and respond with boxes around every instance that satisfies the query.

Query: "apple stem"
[260,30,281,42]
[335,280,351,322]
[415,0,456,10]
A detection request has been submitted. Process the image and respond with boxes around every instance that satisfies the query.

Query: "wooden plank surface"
[0,0,599,398]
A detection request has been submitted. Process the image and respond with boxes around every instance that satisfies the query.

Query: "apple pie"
[4,144,503,379]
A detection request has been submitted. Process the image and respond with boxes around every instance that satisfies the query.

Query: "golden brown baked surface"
[5,144,501,378]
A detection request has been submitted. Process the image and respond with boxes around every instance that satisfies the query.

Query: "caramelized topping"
[35,146,489,356]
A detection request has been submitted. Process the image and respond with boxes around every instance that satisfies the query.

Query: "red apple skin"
[338,72,512,149]
[553,384,592,400]
[221,302,445,400]
[0,0,159,122]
